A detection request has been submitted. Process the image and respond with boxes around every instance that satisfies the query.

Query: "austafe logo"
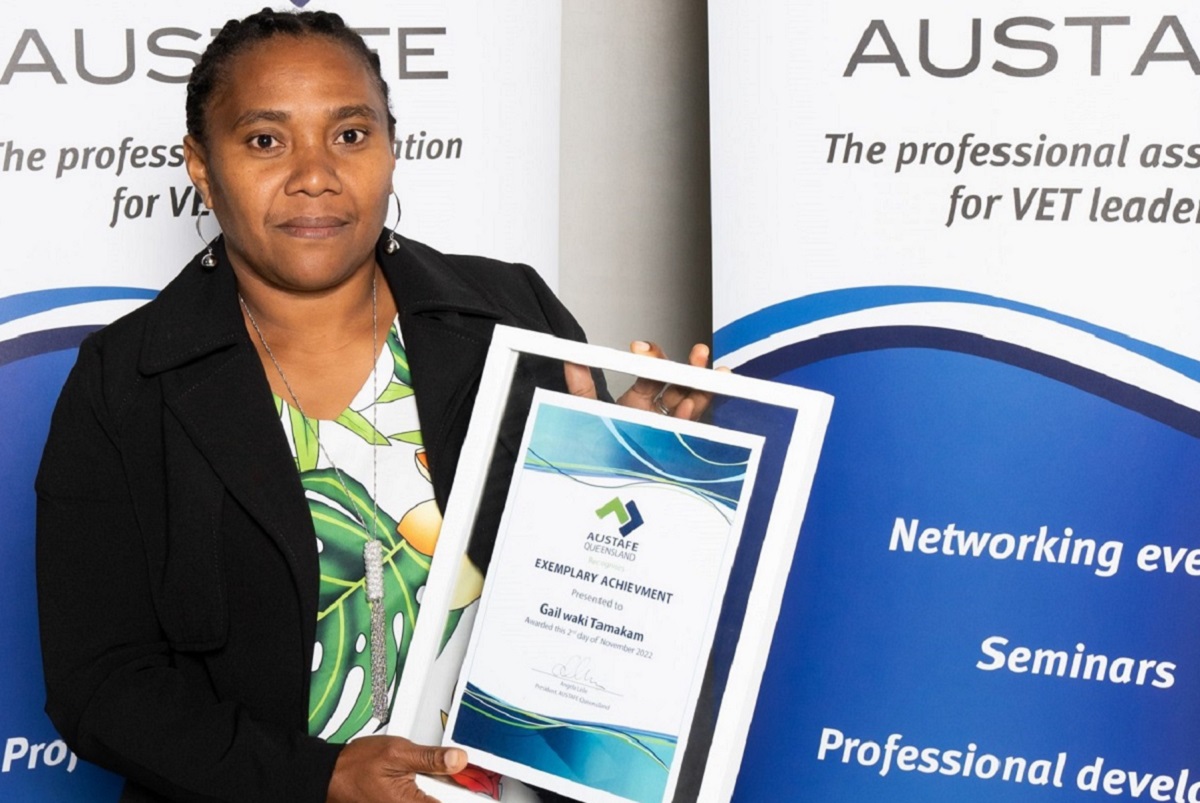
[587,497,643,562]
[595,497,643,536]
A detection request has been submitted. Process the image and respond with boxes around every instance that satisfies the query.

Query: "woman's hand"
[327,736,468,803]
[617,341,714,420]
[564,341,717,421]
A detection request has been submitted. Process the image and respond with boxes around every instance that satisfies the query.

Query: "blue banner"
[719,294,1200,802]
[709,2,1200,800]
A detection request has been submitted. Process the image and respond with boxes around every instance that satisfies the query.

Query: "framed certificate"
[389,326,832,803]
[447,389,762,803]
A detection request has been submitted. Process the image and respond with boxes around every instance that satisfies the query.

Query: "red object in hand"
[451,764,503,800]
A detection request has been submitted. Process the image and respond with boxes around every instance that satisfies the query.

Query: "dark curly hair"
[186,8,396,144]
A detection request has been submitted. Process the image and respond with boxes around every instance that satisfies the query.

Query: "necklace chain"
[239,272,391,726]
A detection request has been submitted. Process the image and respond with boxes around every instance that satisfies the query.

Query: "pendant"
[363,540,390,724]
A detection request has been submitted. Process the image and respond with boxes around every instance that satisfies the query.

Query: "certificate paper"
[445,390,763,803]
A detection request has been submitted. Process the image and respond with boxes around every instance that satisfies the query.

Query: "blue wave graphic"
[454,683,674,803]
[0,287,157,326]
[713,286,1200,383]
[0,287,157,366]
[0,326,102,367]
[720,302,1200,802]
[525,403,753,510]
[742,325,1200,440]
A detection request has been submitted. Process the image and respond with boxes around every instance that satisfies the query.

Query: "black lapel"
[379,235,502,509]
[139,244,320,639]
[132,231,511,638]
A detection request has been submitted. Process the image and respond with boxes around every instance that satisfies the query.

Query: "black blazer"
[36,232,597,803]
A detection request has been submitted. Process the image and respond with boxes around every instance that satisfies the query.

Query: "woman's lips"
[277,216,349,238]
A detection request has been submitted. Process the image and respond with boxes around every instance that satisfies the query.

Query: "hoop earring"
[196,210,220,269]
[385,191,402,254]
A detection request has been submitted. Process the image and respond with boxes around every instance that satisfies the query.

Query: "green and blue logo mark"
[595,497,644,536]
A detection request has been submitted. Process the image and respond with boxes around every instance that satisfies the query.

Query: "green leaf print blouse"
[272,317,442,742]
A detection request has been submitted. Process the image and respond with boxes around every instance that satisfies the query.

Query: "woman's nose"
[285,142,343,196]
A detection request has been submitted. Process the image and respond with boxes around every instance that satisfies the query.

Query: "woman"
[36,9,709,803]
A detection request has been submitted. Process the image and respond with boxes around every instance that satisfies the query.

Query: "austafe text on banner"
[841,15,1200,79]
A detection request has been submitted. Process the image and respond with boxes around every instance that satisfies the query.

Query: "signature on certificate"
[547,655,613,693]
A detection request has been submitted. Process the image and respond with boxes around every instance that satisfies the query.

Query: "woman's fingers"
[652,343,713,420]
[327,736,468,803]
[389,742,468,776]
[674,343,714,419]
[619,341,669,407]
[671,395,698,421]
[613,341,716,421]
[565,341,718,421]
[563,361,598,399]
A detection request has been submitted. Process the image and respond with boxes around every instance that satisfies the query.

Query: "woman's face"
[185,35,396,293]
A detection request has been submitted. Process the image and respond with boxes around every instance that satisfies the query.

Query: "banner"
[710,3,1200,801]
[0,1,560,799]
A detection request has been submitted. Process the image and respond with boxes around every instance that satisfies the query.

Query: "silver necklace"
[239,272,391,726]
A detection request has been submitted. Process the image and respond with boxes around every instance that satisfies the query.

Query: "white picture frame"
[390,325,832,802]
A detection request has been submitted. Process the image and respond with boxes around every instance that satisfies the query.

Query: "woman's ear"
[183,135,214,210]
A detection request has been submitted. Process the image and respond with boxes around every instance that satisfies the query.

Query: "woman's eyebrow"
[232,108,290,128]
[230,106,379,129]
[332,104,381,122]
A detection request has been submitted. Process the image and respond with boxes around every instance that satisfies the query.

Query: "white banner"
[0,2,560,799]
[713,4,1200,355]
[2,0,560,301]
